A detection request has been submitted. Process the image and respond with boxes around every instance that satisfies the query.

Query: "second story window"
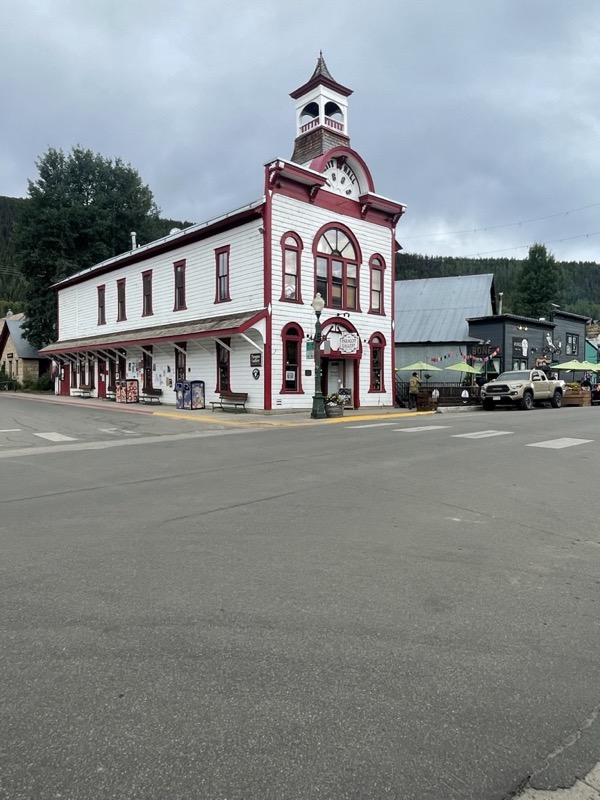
[315,227,359,311]
[174,260,186,311]
[97,285,106,325]
[566,333,579,356]
[215,246,230,303]
[142,270,153,316]
[281,233,302,302]
[369,256,385,314]
[117,279,126,321]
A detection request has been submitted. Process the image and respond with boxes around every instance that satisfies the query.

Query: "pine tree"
[513,244,562,318]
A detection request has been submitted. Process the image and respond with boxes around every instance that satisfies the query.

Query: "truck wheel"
[482,399,495,410]
[519,392,534,410]
[550,391,562,408]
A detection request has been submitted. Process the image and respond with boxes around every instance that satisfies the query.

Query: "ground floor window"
[216,338,230,391]
[281,323,304,393]
[142,347,153,392]
[175,343,186,382]
[369,333,385,392]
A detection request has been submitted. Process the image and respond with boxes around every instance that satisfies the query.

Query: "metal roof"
[394,274,495,343]
[39,309,266,355]
[1,314,41,359]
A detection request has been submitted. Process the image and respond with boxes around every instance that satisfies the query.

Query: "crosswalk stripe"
[0,429,21,432]
[528,437,593,449]
[452,430,513,439]
[34,432,78,442]
[345,422,399,429]
[394,425,450,432]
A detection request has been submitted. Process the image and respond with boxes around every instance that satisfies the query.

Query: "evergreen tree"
[14,146,163,348]
[513,243,562,318]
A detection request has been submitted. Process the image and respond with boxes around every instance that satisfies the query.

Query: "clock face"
[323,158,360,199]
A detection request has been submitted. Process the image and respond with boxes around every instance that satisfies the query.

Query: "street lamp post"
[311,293,327,419]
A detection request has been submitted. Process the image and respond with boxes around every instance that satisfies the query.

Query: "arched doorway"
[320,317,362,408]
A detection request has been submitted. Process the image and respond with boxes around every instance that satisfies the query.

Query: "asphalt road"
[1,394,600,799]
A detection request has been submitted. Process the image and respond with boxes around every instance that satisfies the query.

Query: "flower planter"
[562,390,591,407]
[325,405,344,417]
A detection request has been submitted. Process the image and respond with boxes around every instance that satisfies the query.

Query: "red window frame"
[215,246,231,303]
[313,226,360,311]
[175,343,186,382]
[142,270,153,317]
[280,323,304,394]
[368,332,386,393]
[97,284,106,325]
[369,255,386,314]
[142,346,153,392]
[280,233,303,303]
[117,278,127,321]
[216,338,231,391]
[173,260,187,311]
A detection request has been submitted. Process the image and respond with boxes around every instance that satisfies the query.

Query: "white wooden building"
[40,55,406,411]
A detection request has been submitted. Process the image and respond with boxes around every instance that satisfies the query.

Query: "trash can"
[175,381,185,409]
[189,380,205,410]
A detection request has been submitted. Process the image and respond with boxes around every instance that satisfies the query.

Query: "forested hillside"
[0,193,193,315]
[396,252,600,320]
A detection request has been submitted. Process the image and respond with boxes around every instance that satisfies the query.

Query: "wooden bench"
[139,387,163,405]
[210,390,248,413]
[73,385,93,398]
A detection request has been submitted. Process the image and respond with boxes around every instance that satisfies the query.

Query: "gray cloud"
[2,0,599,261]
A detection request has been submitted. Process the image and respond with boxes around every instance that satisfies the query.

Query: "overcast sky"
[3,0,600,263]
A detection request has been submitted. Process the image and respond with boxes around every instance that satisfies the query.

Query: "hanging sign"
[339,333,359,354]
[306,341,314,360]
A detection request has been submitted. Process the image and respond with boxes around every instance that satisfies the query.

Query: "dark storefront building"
[466,309,589,379]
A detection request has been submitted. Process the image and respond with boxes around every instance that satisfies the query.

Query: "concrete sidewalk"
[7,391,479,427]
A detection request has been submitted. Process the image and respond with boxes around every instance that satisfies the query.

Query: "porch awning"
[39,309,266,356]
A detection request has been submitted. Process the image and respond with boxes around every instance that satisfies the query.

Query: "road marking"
[452,430,513,439]
[345,422,399,429]
[394,425,450,432]
[0,428,252,459]
[98,428,141,435]
[34,432,78,442]
[528,437,593,449]
[0,429,21,432]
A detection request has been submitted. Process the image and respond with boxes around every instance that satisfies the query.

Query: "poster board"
[338,387,353,408]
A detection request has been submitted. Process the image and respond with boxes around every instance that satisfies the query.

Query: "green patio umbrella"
[553,359,594,371]
[395,361,443,373]
[444,362,481,375]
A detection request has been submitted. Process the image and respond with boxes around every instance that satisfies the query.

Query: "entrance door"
[97,359,107,398]
[327,360,343,395]
[59,364,70,396]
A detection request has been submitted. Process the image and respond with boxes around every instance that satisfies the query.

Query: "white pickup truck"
[480,369,563,410]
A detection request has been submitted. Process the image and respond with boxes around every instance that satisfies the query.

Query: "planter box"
[562,390,592,407]
[325,405,344,417]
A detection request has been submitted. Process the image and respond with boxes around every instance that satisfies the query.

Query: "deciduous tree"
[15,147,162,348]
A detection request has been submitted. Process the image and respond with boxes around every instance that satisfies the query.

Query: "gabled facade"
[40,56,405,410]
[0,313,48,382]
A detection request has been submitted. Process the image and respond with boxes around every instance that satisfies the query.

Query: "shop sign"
[339,333,359,354]
[306,341,314,360]
[250,353,262,367]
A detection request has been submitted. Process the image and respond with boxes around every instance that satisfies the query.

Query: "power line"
[401,202,600,240]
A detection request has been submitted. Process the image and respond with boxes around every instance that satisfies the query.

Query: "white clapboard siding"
[268,194,396,408]
[58,220,265,340]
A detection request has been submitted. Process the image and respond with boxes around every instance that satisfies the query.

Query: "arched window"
[369,255,386,314]
[369,333,386,393]
[314,227,360,311]
[280,233,303,302]
[281,323,304,394]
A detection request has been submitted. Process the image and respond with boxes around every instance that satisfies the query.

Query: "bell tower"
[290,53,352,165]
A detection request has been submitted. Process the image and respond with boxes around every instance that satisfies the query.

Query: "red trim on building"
[263,172,273,410]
